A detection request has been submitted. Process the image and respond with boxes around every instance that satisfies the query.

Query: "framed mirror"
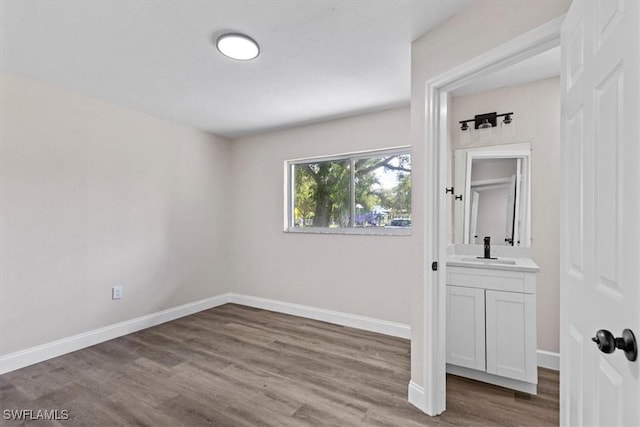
[453,142,531,246]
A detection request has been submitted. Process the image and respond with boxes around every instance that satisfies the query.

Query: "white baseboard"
[407,381,426,411]
[1,293,410,375]
[3,290,550,377]
[0,293,231,375]
[227,293,411,339]
[537,349,560,371]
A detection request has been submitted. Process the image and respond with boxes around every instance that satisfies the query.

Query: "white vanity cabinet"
[446,263,538,394]
[446,285,486,371]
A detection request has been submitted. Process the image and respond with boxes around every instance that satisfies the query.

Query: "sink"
[460,257,517,265]
[448,255,539,272]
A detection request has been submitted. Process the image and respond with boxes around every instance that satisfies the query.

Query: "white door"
[469,191,479,244]
[505,171,520,245]
[561,1,640,426]
[513,160,522,246]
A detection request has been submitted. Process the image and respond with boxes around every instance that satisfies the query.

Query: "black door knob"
[592,329,637,362]
[592,330,616,353]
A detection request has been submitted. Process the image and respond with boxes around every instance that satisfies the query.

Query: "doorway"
[418,16,563,415]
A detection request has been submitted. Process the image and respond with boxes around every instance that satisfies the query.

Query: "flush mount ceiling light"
[216,33,260,61]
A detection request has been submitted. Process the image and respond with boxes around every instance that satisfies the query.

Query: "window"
[287,148,411,234]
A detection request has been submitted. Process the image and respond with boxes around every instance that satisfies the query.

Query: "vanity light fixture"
[216,33,260,60]
[478,119,493,129]
[459,112,514,131]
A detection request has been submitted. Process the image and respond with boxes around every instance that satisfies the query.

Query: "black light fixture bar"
[459,111,513,130]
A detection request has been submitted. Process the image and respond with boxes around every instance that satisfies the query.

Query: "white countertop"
[446,254,540,273]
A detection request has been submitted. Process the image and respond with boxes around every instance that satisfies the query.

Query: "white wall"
[450,78,561,353]
[0,74,231,356]
[410,0,570,391]
[228,107,413,324]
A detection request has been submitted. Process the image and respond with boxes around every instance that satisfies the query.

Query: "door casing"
[415,16,564,415]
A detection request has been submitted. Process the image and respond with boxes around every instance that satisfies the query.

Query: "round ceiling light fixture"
[216,33,260,61]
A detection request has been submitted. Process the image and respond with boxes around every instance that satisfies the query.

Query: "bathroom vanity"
[446,142,540,394]
[445,253,540,394]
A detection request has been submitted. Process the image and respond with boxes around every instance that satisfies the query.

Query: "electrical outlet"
[112,286,123,300]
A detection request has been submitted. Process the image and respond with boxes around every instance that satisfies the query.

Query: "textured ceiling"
[1,0,471,138]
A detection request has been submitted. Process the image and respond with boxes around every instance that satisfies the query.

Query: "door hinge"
[431,261,438,271]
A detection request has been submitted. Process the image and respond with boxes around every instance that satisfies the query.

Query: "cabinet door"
[446,285,486,371]
[485,290,537,383]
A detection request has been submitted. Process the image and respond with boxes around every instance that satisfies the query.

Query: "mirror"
[453,142,531,246]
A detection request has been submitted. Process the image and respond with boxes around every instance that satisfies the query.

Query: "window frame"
[285,146,411,236]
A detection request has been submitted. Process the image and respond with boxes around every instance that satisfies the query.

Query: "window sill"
[285,227,411,236]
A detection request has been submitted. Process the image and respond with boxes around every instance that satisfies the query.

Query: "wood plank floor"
[1,304,559,426]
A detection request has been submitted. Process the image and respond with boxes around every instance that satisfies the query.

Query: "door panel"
[561,1,640,425]
[566,107,584,277]
[594,64,624,299]
[566,19,584,91]
[595,356,623,427]
[595,0,623,51]
[567,325,584,426]
[446,286,485,371]
[485,290,536,383]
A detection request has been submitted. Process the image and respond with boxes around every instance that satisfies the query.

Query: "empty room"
[1,0,639,425]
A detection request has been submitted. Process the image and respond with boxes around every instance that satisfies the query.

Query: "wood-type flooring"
[0,304,559,426]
